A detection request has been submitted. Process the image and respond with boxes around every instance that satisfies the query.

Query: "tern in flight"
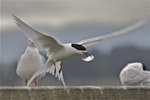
[13,15,147,86]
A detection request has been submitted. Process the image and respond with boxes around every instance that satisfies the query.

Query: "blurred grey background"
[1,0,150,86]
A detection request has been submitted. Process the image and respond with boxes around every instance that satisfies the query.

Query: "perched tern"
[16,39,46,86]
[13,15,147,86]
[120,62,150,86]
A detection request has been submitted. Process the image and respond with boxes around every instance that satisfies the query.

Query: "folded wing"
[123,69,150,85]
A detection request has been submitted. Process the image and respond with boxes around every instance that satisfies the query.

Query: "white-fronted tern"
[13,15,147,86]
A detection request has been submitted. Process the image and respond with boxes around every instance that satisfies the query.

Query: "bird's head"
[142,63,147,71]
[28,38,35,47]
[126,62,147,71]
[71,44,94,62]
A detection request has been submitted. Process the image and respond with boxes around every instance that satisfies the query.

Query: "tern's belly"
[50,49,76,62]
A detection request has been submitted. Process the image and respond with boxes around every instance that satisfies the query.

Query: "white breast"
[16,47,45,81]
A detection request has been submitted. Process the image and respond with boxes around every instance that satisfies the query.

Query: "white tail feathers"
[47,61,66,88]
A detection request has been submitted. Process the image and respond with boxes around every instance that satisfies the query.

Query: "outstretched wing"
[77,19,147,46]
[47,61,66,87]
[13,15,63,51]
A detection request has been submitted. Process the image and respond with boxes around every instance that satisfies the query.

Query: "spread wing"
[77,19,147,46]
[13,15,63,51]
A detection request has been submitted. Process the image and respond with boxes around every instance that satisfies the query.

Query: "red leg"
[25,79,28,86]
[34,81,37,86]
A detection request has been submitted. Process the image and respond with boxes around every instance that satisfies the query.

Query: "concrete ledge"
[0,86,150,100]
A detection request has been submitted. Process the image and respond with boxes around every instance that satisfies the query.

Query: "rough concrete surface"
[0,86,150,100]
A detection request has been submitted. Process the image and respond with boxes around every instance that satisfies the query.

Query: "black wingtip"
[12,14,23,23]
[11,14,16,18]
[12,14,18,20]
[12,14,19,23]
[11,15,20,27]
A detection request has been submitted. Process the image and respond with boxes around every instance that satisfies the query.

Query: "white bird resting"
[120,62,150,86]
[16,39,46,86]
[13,15,147,87]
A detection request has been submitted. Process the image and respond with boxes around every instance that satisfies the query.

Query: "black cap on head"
[71,44,86,51]
[142,63,147,70]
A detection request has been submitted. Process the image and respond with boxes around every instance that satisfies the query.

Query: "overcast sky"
[1,0,149,33]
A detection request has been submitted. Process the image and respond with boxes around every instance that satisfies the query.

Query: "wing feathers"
[47,61,66,87]
[78,19,147,46]
[13,15,63,50]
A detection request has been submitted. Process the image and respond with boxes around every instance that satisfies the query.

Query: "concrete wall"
[0,86,150,100]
